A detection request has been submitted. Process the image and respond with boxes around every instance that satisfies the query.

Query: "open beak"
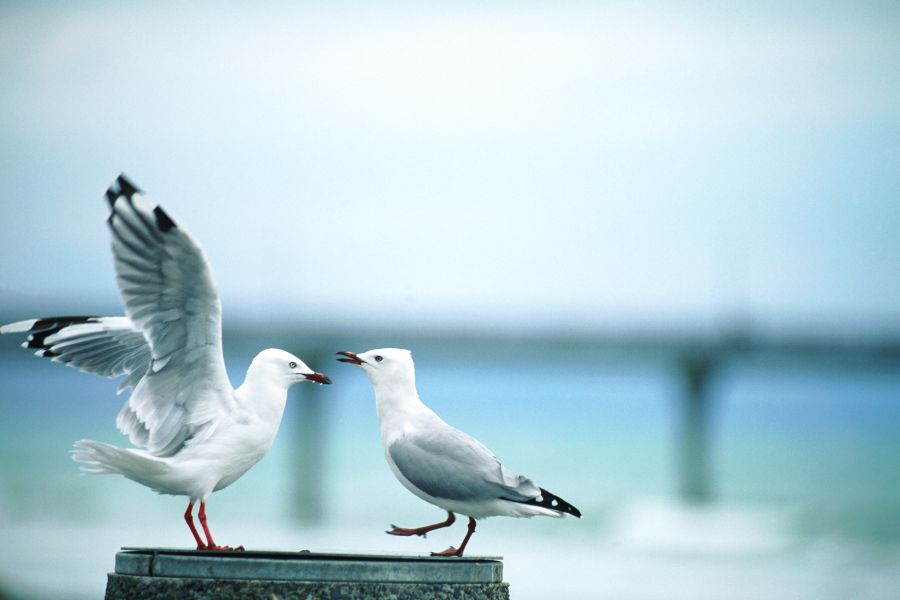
[336,351,364,365]
[304,372,332,384]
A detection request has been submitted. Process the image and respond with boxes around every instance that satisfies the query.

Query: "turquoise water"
[1,343,899,598]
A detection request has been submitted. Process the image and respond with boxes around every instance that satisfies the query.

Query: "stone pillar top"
[114,548,504,584]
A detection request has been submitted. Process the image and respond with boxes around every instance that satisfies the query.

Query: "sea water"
[1,343,898,599]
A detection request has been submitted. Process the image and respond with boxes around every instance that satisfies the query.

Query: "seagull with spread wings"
[1,174,331,550]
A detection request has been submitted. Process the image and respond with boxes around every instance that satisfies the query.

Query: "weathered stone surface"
[106,574,510,600]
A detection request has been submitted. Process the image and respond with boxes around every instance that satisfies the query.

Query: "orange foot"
[386,525,429,538]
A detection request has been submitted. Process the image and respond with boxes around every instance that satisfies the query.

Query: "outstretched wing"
[104,174,233,456]
[388,424,541,502]
[1,176,233,456]
[0,316,152,393]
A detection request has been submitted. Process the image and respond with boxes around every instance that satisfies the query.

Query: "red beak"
[336,351,364,365]
[304,372,332,384]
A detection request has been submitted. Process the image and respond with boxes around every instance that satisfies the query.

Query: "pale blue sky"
[1,2,899,334]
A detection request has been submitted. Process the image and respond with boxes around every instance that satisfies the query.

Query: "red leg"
[431,516,477,557]
[198,501,243,551]
[184,501,207,550]
[387,511,456,538]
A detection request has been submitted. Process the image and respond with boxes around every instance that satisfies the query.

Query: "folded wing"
[388,425,541,502]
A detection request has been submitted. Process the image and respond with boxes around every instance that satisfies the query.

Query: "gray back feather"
[389,426,540,502]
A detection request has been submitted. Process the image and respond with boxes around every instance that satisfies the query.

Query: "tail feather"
[509,487,582,518]
[72,439,168,484]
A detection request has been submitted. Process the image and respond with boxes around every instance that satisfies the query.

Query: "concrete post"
[106,548,509,600]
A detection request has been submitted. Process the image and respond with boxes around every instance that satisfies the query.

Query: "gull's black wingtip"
[153,205,177,232]
[4,316,99,352]
[104,173,177,232]
[116,173,142,197]
[105,173,142,208]
[543,487,581,518]
[511,487,582,518]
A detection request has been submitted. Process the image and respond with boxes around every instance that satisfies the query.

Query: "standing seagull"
[1,174,332,550]
[337,348,580,557]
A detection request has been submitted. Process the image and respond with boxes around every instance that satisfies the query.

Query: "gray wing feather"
[2,176,233,458]
[105,177,233,457]
[1,316,151,392]
[1,315,154,446]
[388,425,540,502]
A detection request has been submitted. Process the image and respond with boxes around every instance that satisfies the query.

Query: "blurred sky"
[1,1,899,335]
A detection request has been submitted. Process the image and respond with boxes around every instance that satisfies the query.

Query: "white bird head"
[249,348,332,388]
[336,348,415,387]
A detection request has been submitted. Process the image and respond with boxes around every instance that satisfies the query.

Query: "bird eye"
[374,355,383,362]
[289,361,297,368]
